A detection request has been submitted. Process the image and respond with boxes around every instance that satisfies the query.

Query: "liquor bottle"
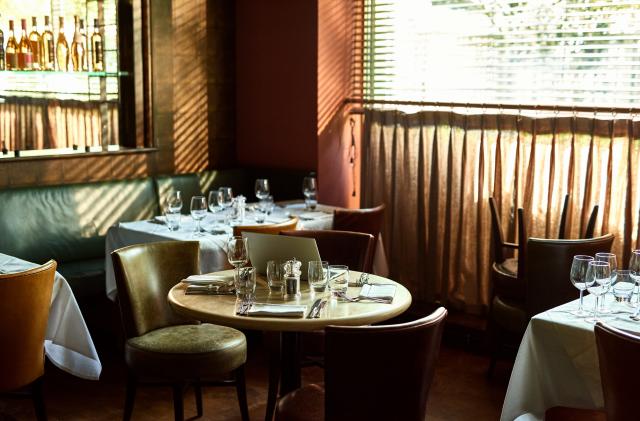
[5,20,17,70]
[0,25,5,70]
[41,16,54,70]
[56,16,69,71]
[70,15,85,71]
[18,19,33,70]
[29,17,42,70]
[79,19,88,71]
[91,18,103,71]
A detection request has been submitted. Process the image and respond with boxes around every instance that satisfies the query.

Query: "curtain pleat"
[364,109,640,313]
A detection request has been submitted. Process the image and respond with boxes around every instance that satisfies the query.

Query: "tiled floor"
[0,330,510,421]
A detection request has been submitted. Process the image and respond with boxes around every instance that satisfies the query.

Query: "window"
[363,0,640,107]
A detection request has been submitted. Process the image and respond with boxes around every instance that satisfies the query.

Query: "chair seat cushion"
[125,323,246,379]
[492,262,525,301]
[491,295,528,334]
[276,383,324,421]
[498,257,518,276]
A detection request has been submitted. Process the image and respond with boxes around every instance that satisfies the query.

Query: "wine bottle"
[91,18,103,71]
[79,19,88,71]
[56,16,69,71]
[0,25,5,70]
[71,15,85,71]
[41,16,54,70]
[5,20,17,70]
[29,17,42,70]
[18,18,33,70]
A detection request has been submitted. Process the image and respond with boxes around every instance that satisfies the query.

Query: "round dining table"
[168,269,412,421]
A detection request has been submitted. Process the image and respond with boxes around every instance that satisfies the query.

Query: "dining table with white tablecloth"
[0,253,102,381]
[500,293,640,421]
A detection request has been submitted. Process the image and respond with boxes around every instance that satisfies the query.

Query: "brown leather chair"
[557,194,599,239]
[233,216,299,237]
[111,241,249,421]
[276,307,448,421]
[0,260,56,421]
[280,230,375,272]
[595,322,640,421]
[333,204,385,262]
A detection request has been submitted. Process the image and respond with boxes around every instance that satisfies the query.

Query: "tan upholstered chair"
[111,241,249,421]
[276,307,448,421]
[233,216,299,237]
[0,260,56,421]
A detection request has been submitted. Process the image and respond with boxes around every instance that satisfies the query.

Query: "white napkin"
[184,274,234,285]
[299,212,328,220]
[360,284,396,300]
[247,303,307,318]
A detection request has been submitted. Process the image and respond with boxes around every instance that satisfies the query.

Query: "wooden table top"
[168,270,412,332]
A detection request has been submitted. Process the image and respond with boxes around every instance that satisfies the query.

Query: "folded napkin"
[299,212,328,220]
[184,274,234,285]
[360,284,396,301]
[247,303,307,318]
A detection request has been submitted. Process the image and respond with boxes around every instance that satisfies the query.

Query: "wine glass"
[208,190,220,213]
[227,236,249,284]
[585,260,612,323]
[569,255,594,316]
[190,196,207,236]
[596,252,617,313]
[167,191,183,213]
[629,250,640,318]
[255,179,270,201]
[302,176,317,210]
[218,187,233,209]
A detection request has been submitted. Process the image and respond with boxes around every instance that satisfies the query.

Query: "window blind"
[363,0,640,108]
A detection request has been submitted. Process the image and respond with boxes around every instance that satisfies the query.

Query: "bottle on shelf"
[29,17,42,70]
[41,16,54,70]
[5,20,18,70]
[0,24,5,70]
[18,18,33,70]
[56,16,69,71]
[71,15,85,71]
[79,19,88,71]
[91,18,103,72]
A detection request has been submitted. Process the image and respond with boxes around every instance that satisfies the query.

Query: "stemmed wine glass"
[255,179,270,201]
[570,255,594,316]
[227,236,249,286]
[208,190,220,213]
[595,252,617,313]
[302,176,317,210]
[218,187,233,209]
[190,196,207,236]
[585,260,612,323]
[629,250,640,319]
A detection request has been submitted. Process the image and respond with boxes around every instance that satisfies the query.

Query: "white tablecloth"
[501,293,640,420]
[0,253,102,380]
[105,204,388,300]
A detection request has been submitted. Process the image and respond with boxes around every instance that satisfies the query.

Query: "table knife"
[307,298,322,319]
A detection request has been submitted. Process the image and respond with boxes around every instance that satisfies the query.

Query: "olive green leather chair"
[111,241,249,421]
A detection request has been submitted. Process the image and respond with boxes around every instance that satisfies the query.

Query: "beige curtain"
[362,108,640,314]
[0,98,119,151]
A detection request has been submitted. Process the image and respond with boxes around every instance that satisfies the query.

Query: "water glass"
[308,261,328,293]
[596,252,617,313]
[302,176,317,210]
[167,191,183,213]
[262,196,275,215]
[612,270,634,303]
[585,260,612,323]
[569,255,593,316]
[164,209,181,231]
[255,179,270,201]
[235,267,257,300]
[329,265,349,297]
[190,196,207,235]
[267,260,284,293]
[629,250,640,306]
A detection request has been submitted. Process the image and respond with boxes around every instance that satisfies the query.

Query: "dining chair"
[275,307,448,421]
[595,322,640,421]
[111,241,249,421]
[0,260,57,421]
[280,230,375,272]
[233,216,299,237]
[557,194,599,240]
[333,204,385,260]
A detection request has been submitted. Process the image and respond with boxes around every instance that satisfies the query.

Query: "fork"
[335,291,391,304]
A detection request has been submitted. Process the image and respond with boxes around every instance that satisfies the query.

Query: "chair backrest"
[584,205,599,239]
[111,241,199,338]
[595,322,640,421]
[324,307,447,421]
[232,217,299,237]
[525,233,614,318]
[280,230,375,272]
[558,194,569,239]
[0,260,56,392]
[489,197,507,263]
[333,204,385,240]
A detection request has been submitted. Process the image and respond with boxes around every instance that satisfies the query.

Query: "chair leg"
[235,366,250,421]
[31,376,47,421]
[172,382,184,421]
[123,371,137,421]
[194,379,203,418]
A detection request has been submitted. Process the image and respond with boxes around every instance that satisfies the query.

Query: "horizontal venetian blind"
[363,0,640,108]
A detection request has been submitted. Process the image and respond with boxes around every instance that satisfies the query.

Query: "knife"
[307,298,322,319]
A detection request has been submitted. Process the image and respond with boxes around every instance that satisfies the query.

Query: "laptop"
[242,232,321,279]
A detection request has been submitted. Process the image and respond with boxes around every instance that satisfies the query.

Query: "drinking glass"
[569,255,594,316]
[255,179,270,201]
[218,187,233,209]
[167,191,183,213]
[308,261,328,293]
[164,208,181,231]
[585,260,612,323]
[629,250,640,306]
[328,265,349,297]
[262,195,275,215]
[208,190,220,213]
[612,270,634,303]
[190,196,207,235]
[596,252,617,313]
[302,176,317,210]
[266,260,284,293]
[227,236,249,282]
[235,266,257,300]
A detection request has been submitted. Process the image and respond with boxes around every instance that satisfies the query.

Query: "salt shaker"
[283,258,302,298]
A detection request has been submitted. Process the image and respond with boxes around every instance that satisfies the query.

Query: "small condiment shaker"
[283,258,302,298]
